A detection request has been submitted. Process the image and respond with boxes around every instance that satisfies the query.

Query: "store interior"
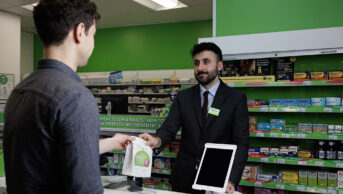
[1,0,343,193]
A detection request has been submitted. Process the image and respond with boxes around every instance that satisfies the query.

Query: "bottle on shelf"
[316,141,326,160]
[337,141,343,160]
[326,141,336,160]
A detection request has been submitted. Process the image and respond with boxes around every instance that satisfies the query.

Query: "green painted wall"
[33,20,212,72]
[216,0,343,36]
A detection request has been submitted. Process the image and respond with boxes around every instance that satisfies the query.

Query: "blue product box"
[270,119,286,125]
[249,148,260,155]
[270,123,283,131]
[325,97,341,106]
[269,99,284,106]
[284,99,298,106]
[258,123,271,128]
[311,98,325,106]
[298,99,311,106]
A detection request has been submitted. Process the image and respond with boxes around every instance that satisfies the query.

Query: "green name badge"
[208,107,220,116]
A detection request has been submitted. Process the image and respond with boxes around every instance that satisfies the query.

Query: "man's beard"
[195,67,218,86]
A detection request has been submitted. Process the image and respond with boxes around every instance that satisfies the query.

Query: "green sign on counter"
[100,114,165,130]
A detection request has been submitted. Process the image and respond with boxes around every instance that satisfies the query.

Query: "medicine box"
[326,97,341,106]
[308,171,318,186]
[283,99,298,106]
[328,172,338,187]
[294,71,310,81]
[298,99,311,106]
[278,170,299,184]
[329,70,343,80]
[299,170,308,185]
[270,148,279,156]
[311,98,325,106]
[318,171,328,187]
[270,119,286,125]
[270,123,283,132]
[298,123,312,133]
[260,148,270,156]
[269,99,284,106]
[310,71,328,80]
[313,124,328,133]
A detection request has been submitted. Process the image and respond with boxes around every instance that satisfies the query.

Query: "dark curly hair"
[33,0,100,47]
[191,42,223,62]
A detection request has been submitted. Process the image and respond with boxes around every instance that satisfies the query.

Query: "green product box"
[308,171,317,186]
[299,170,308,185]
[328,172,338,187]
[318,171,328,187]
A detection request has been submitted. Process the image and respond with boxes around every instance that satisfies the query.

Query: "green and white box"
[308,171,317,186]
[299,170,308,185]
[318,171,328,187]
[328,172,337,187]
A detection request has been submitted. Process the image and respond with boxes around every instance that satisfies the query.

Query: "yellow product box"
[242,165,260,180]
[151,79,162,84]
[294,72,310,81]
[310,71,328,80]
[220,75,275,83]
[278,170,299,184]
[169,77,179,83]
[329,70,343,80]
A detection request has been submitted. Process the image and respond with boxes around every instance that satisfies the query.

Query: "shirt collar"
[37,59,81,83]
[200,79,220,96]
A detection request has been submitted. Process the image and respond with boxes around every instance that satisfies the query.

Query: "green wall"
[33,20,212,72]
[216,0,343,36]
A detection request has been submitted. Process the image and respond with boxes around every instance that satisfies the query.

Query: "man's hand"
[225,181,235,194]
[139,133,161,149]
[99,133,136,154]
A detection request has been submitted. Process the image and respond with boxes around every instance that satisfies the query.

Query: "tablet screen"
[195,148,233,188]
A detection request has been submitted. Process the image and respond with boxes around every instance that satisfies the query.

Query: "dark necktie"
[202,91,209,126]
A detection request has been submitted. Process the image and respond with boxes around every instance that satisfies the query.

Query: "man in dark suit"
[140,42,249,193]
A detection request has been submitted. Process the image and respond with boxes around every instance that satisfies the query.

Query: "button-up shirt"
[200,79,220,110]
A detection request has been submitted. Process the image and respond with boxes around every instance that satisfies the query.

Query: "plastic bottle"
[326,141,336,160]
[337,141,343,160]
[316,141,326,160]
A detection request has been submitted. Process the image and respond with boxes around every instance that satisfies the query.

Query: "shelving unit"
[250,131,343,140]
[249,106,343,113]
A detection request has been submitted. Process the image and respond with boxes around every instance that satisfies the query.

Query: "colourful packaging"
[311,98,325,106]
[278,170,299,184]
[270,123,283,132]
[329,70,343,80]
[310,71,328,80]
[270,119,286,125]
[248,148,260,156]
[294,71,310,81]
[313,124,328,133]
[284,124,298,133]
[242,165,260,180]
[257,173,278,182]
[279,146,289,157]
[318,171,328,187]
[260,147,270,156]
[283,99,298,106]
[299,170,308,185]
[270,148,279,156]
[298,123,312,133]
[298,149,315,158]
[328,172,338,187]
[326,97,341,106]
[269,99,284,106]
[298,99,311,106]
[308,171,318,186]
[257,123,271,131]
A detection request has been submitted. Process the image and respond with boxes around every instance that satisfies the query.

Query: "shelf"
[128,102,166,105]
[93,93,171,96]
[152,168,171,175]
[224,80,343,88]
[249,106,343,113]
[239,179,339,193]
[250,131,343,140]
[248,156,343,168]
[85,83,195,87]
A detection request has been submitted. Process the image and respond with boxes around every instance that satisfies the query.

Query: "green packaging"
[299,170,308,185]
[308,171,317,186]
[318,171,328,187]
[328,172,338,187]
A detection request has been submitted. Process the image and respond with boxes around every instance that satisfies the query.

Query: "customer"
[140,42,249,194]
[3,0,134,193]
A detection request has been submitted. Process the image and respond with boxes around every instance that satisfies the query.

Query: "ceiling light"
[21,2,38,11]
[134,0,187,11]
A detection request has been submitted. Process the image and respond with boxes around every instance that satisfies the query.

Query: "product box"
[338,170,343,188]
[257,123,271,130]
[220,75,275,83]
[248,148,261,156]
[318,171,328,187]
[298,99,311,106]
[278,170,299,184]
[260,147,270,156]
[328,125,335,133]
[257,173,278,182]
[311,71,328,80]
[270,148,279,156]
[269,99,284,106]
[298,149,315,158]
[270,119,286,125]
[329,70,343,80]
[311,98,326,106]
[288,146,298,157]
[335,125,342,134]
[326,97,341,106]
[270,123,283,132]
[279,146,289,157]
[299,170,308,185]
[255,59,271,76]
[328,172,338,187]
[294,71,311,81]
[220,63,240,77]
[308,171,318,186]
[283,99,298,106]
[313,124,328,133]
[284,124,298,133]
[242,165,260,180]
[298,123,313,133]
[275,58,294,81]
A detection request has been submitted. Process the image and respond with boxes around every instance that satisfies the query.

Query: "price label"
[318,189,327,193]
[298,160,307,165]
[276,184,285,190]
[227,83,234,87]
[336,163,343,168]
[261,107,268,112]
[255,182,262,187]
[257,133,264,137]
[307,187,316,192]
[261,158,269,163]
[298,108,306,112]
[297,134,306,139]
[303,81,312,86]
[329,135,338,140]
[282,134,290,138]
[277,159,285,164]
[270,108,278,112]
[315,162,323,167]
[324,108,333,112]
[282,108,289,112]
[270,133,278,137]
[296,186,305,191]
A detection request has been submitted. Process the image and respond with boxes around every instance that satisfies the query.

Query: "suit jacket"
[156,80,249,192]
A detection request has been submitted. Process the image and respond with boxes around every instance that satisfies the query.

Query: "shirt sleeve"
[54,90,103,194]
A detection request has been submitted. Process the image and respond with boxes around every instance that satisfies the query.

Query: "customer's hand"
[225,181,235,194]
[99,133,136,154]
[139,133,161,149]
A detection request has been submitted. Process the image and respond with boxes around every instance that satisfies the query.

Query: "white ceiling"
[0,0,212,33]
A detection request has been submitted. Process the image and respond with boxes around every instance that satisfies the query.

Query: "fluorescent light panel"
[134,0,187,11]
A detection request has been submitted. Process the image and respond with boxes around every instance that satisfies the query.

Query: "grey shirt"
[3,59,103,194]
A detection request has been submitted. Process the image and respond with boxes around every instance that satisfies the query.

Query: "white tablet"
[192,143,237,193]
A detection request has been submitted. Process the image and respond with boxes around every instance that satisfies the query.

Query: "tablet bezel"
[192,143,237,192]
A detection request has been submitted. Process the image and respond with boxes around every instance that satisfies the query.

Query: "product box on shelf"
[257,173,278,182]
[288,146,298,157]
[335,125,342,134]
[326,97,341,106]
[257,123,271,131]
[283,124,297,133]
[311,98,325,106]
[278,170,299,184]
[298,123,312,133]
[260,148,270,156]
[329,70,343,80]
[270,148,279,156]
[242,165,260,180]
[270,119,286,125]
[328,172,338,187]
[298,99,311,106]
[269,99,284,106]
[299,170,308,185]
[294,71,311,81]
[279,146,289,157]
[255,59,271,76]
[310,71,328,80]
[338,170,343,188]
[220,75,275,83]
[283,99,298,106]
[308,171,318,186]
[298,149,315,158]
[318,171,328,187]
[313,124,328,133]
[275,58,294,81]
[270,123,283,132]
[248,148,260,156]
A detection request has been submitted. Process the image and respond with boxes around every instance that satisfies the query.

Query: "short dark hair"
[33,0,101,47]
[191,42,223,61]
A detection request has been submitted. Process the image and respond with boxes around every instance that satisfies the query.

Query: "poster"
[0,74,14,100]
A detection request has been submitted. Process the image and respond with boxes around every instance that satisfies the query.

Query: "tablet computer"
[192,143,237,193]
